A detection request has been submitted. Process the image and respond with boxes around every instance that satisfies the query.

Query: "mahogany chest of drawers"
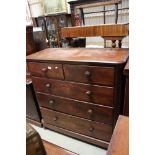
[26,48,129,148]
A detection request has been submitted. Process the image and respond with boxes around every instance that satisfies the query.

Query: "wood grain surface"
[26,48,129,64]
[61,24,129,37]
[106,115,129,155]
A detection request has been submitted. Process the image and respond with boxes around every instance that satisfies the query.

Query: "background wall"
[82,0,129,47]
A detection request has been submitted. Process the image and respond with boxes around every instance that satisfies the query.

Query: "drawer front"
[37,93,113,124]
[41,108,112,142]
[32,77,114,106]
[28,62,64,80]
[64,65,115,86]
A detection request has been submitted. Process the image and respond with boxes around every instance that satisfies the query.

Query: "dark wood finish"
[36,93,113,124]
[26,25,36,56]
[26,123,46,155]
[33,30,47,51]
[26,48,129,64]
[27,48,129,149]
[26,118,42,127]
[123,60,129,116]
[41,107,112,142]
[43,140,79,155]
[26,79,42,125]
[28,62,64,80]
[44,123,109,148]
[64,64,115,86]
[106,115,129,155]
[32,77,114,106]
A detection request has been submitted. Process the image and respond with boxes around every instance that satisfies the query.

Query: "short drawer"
[32,77,114,106]
[41,107,113,142]
[37,93,113,124]
[64,65,115,86]
[27,62,64,80]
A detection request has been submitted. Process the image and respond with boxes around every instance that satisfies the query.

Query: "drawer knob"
[45,83,51,88]
[86,91,91,95]
[88,109,93,114]
[49,100,54,106]
[53,117,58,121]
[84,71,91,77]
[41,68,48,72]
[89,127,94,132]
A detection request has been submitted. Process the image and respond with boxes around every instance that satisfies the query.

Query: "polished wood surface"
[61,24,128,38]
[28,62,64,80]
[36,92,113,124]
[41,107,112,142]
[64,64,115,86]
[123,60,129,116]
[43,140,79,155]
[27,48,128,148]
[26,48,129,64]
[44,122,109,148]
[106,115,129,155]
[32,77,114,106]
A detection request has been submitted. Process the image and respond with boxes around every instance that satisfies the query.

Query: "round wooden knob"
[45,83,51,88]
[49,100,54,106]
[88,109,93,114]
[84,71,91,77]
[86,91,91,95]
[89,127,94,132]
[53,117,58,121]
[41,68,47,72]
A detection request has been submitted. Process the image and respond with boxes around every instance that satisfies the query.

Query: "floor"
[32,124,107,155]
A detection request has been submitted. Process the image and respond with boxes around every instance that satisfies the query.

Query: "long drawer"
[28,62,64,80]
[32,77,114,106]
[64,64,115,86]
[36,92,113,124]
[41,107,113,142]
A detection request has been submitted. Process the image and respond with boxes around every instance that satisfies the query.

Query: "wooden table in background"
[106,115,129,155]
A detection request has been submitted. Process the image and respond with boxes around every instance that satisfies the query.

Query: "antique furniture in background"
[33,28,47,51]
[61,23,129,48]
[26,77,42,127]
[26,25,36,56]
[26,123,79,155]
[123,59,129,116]
[26,25,43,127]
[26,123,46,155]
[27,48,128,148]
[68,0,121,26]
[106,115,129,155]
[34,13,72,47]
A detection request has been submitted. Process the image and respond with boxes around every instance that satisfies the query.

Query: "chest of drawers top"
[26,48,129,65]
